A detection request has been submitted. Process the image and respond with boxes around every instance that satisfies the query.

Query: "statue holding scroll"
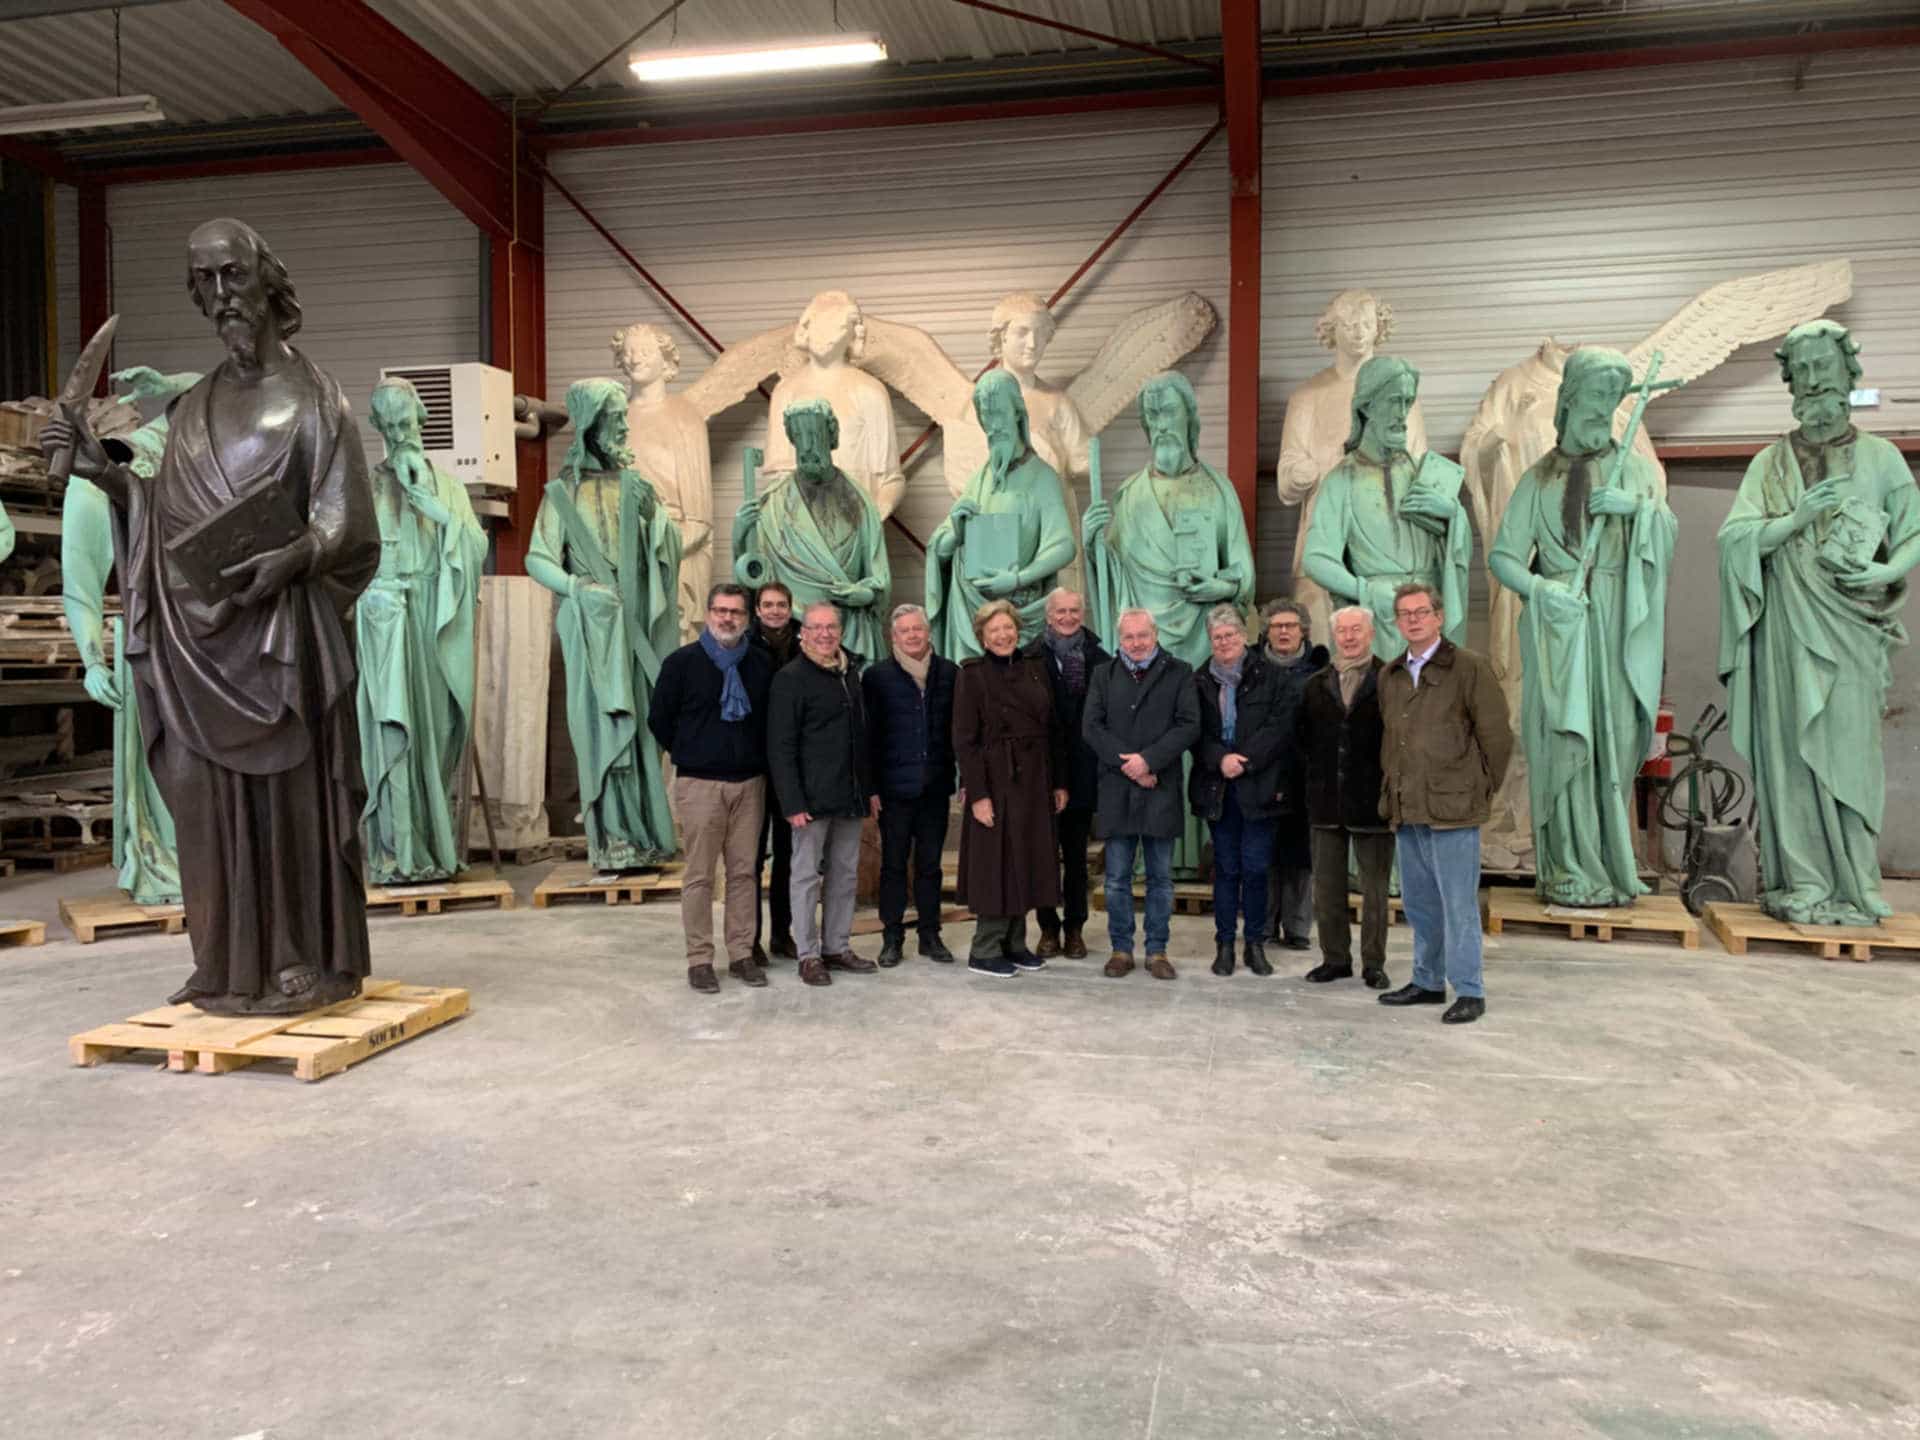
[527,378,682,872]
[1717,321,1920,926]
[925,370,1074,659]
[1490,348,1677,907]
[615,322,713,643]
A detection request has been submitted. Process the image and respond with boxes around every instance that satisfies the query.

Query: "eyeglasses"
[1394,606,1436,621]
[1267,619,1301,630]
[709,606,748,619]
[802,623,840,634]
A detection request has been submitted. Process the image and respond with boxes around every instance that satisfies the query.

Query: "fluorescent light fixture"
[630,34,886,83]
[0,94,165,136]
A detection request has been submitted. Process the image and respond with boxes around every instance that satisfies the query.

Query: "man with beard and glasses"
[1717,321,1920,926]
[1491,348,1675,908]
[41,218,380,1014]
[925,369,1075,658]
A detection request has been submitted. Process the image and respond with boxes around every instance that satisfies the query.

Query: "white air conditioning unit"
[378,361,515,490]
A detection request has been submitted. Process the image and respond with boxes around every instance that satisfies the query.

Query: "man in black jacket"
[1084,608,1202,980]
[1025,588,1109,959]
[649,583,776,993]
[864,604,959,967]
[768,602,881,987]
[1293,604,1394,989]
[1260,599,1329,951]
[749,582,798,960]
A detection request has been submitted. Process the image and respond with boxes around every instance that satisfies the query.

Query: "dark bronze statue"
[42,218,380,1015]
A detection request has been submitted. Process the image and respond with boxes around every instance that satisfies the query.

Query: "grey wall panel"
[52,181,78,383]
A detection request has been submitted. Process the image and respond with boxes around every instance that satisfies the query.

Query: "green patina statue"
[926,369,1075,658]
[1717,320,1920,926]
[1302,356,1472,661]
[356,376,487,885]
[733,397,891,662]
[527,378,683,872]
[61,365,192,906]
[1491,348,1677,907]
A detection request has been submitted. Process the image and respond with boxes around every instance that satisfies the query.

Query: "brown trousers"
[674,776,766,967]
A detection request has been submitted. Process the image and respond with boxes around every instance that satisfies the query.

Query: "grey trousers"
[1312,826,1395,975]
[789,816,863,962]
[1267,864,1313,942]
[970,913,1028,959]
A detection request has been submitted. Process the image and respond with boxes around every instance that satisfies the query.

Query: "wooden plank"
[531,860,669,908]
[365,870,516,917]
[1346,893,1406,925]
[60,893,187,944]
[1485,890,1700,949]
[0,918,44,948]
[1705,903,1920,963]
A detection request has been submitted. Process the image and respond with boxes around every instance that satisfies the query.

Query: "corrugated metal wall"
[51,183,78,384]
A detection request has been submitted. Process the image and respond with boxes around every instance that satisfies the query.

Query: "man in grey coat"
[1083,608,1202,979]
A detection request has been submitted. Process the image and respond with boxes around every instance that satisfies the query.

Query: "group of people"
[647,574,1511,1025]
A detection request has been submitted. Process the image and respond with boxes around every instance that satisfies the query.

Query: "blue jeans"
[1209,787,1274,943]
[1395,823,1485,998]
[1104,833,1173,956]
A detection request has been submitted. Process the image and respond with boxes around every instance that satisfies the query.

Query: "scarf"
[1120,645,1160,677]
[759,622,797,666]
[1334,648,1371,709]
[1208,654,1245,743]
[1043,625,1089,693]
[1263,640,1305,670]
[700,629,751,721]
[806,645,848,675]
[894,645,931,692]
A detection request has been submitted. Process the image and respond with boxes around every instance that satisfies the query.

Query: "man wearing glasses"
[649,584,776,993]
[1376,583,1511,1025]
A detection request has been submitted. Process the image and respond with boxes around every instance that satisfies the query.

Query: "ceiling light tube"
[629,34,887,83]
[0,94,165,136]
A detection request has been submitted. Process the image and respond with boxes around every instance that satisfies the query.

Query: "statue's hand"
[633,481,658,522]
[1838,561,1899,591]
[83,662,121,711]
[1587,486,1640,519]
[831,580,876,608]
[1400,486,1450,520]
[1792,478,1844,531]
[978,568,1019,599]
[1081,499,1112,549]
[109,365,167,400]
[573,579,621,616]
[222,532,319,608]
[932,526,959,562]
[1532,579,1587,627]
[949,497,979,527]
[731,496,762,552]
[37,407,111,481]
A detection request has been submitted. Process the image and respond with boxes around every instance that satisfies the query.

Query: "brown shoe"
[1063,926,1088,959]
[728,957,768,988]
[799,957,831,986]
[1104,952,1135,978]
[824,949,877,974]
[1146,953,1177,981]
[1035,927,1062,959]
[688,963,719,993]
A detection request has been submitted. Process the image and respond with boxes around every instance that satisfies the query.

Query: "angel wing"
[857,317,988,491]
[1624,259,1854,383]
[1065,291,1219,435]
[681,324,794,422]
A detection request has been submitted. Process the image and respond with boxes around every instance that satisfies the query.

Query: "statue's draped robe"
[121,354,379,1006]
[752,471,891,662]
[527,467,681,871]
[1302,451,1473,661]
[1017,378,1089,595]
[1087,461,1255,875]
[628,391,712,644]
[1717,428,1918,925]
[926,449,1075,660]
[1491,447,1674,905]
[763,368,902,516]
[355,456,486,884]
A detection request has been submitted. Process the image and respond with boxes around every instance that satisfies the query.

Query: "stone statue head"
[610,322,681,386]
[783,398,840,483]
[1138,371,1202,478]
[1776,320,1861,437]
[791,290,866,367]
[562,378,632,475]
[370,376,430,452]
[1315,289,1392,361]
[989,293,1057,377]
[1553,347,1633,459]
[186,218,302,362]
[973,369,1031,473]
[1345,356,1419,458]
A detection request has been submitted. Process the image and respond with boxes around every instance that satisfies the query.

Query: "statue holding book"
[925,370,1075,658]
[356,376,487,885]
[1302,356,1472,661]
[40,218,380,1015]
[527,378,682,873]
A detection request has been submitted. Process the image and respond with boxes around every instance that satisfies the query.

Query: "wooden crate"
[366,870,516,917]
[1703,903,1920,962]
[60,892,186,943]
[0,918,45,947]
[531,860,685,908]
[1485,890,1701,948]
[69,979,469,1082]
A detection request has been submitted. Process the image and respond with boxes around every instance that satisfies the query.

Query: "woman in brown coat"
[954,600,1069,978]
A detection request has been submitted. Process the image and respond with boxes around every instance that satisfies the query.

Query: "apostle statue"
[1717,321,1920,926]
[41,218,380,1014]
[527,379,682,873]
[1303,356,1471,661]
[615,322,712,643]
[1489,349,1676,907]
[356,376,486,885]
[760,291,905,518]
[925,370,1075,659]
[733,398,892,662]
[60,365,198,907]
[1275,290,1430,642]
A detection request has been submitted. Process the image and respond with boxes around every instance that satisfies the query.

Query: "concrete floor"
[3,864,1919,1440]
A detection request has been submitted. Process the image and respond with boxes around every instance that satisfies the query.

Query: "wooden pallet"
[3,842,110,874]
[1089,880,1215,915]
[60,892,186,943]
[849,906,973,937]
[69,979,469,1082]
[469,836,589,867]
[1484,889,1700,948]
[1703,903,1920,962]
[531,860,685,908]
[0,858,16,880]
[0,918,45,947]
[1346,893,1406,925]
[366,870,517,917]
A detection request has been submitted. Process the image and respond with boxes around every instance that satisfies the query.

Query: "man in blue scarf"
[648,583,776,993]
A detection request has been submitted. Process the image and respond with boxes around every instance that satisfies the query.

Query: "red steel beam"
[490,161,547,576]
[945,0,1222,76]
[0,134,74,184]
[85,146,401,187]
[77,182,111,395]
[1222,0,1261,541]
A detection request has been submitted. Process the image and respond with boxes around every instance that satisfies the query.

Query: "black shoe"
[1379,983,1447,1007]
[968,955,1019,978]
[727,957,768,988]
[919,933,954,963]
[751,942,769,967]
[1362,969,1390,990]
[877,932,905,968]
[1303,962,1353,983]
[1035,927,1062,958]
[1283,934,1313,951]
[769,935,797,961]
[1243,941,1272,977]
[1211,941,1235,977]
[687,963,719,994]
[1442,997,1485,1025]
[1006,948,1046,971]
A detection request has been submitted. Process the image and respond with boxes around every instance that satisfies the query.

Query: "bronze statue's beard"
[1560,415,1614,459]
[801,471,864,530]
[1792,388,1849,436]
[1150,433,1192,475]
[986,432,1022,479]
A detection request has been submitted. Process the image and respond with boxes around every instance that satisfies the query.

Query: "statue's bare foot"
[277,965,322,1000]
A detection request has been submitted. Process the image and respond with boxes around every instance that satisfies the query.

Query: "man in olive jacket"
[1084,608,1202,980]
[1377,582,1512,1024]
